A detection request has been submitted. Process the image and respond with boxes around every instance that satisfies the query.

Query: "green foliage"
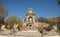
[58,0,60,4]
[56,16,60,32]
[38,16,60,33]
[38,16,59,25]
[57,22,60,32]
[38,16,47,23]
[57,16,60,22]
[47,18,58,25]
[6,16,23,29]
[0,25,1,29]
[0,3,8,29]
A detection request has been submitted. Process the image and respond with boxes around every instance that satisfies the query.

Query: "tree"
[0,3,8,29]
[0,3,8,19]
[56,16,60,33]
[58,0,60,4]
[38,16,47,23]
[56,16,60,21]
[57,22,60,35]
[47,18,58,25]
[6,16,23,28]
[5,16,23,34]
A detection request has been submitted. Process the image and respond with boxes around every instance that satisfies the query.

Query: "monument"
[14,8,41,37]
[23,8,39,30]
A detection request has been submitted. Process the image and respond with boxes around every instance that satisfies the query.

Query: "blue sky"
[0,0,60,19]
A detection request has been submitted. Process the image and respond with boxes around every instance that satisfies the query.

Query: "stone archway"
[28,16,33,23]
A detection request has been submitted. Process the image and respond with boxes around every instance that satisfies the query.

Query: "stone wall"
[0,34,41,37]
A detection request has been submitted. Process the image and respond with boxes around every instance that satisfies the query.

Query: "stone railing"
[0,35,60,37]
[43,35,60,37]
[0,35,41,37]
